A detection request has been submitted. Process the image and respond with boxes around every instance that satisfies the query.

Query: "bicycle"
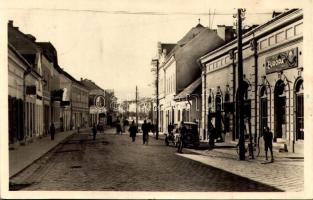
[236,137,260,158]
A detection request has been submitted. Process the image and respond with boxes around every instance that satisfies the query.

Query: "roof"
[177,23,205,46]
[61,70,87,89]
[160,23,207,64]
[175,27,225,66]
[8,42,32,69]
[174,77,201,100]
[36,42,58,64]
[8,22,41,58]
[81,79,104,91]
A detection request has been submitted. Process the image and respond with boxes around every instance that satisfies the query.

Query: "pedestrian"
[142,120,150,145]
[129,120,137,142]
[120,118,124,134]
[116,118,121,134]
[263,126,274,162]
[92,123,97,140]
[177,121,187,153]
[77,124,80,134]
[50,123,55,140]
[208,121,217,150]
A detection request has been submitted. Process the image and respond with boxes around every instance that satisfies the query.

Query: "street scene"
[9,128,302,192]
[3,1,310,198]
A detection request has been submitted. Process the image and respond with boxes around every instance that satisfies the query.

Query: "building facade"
[156,23,232,134]
[8,44,27,146]
[8,21,44,141]
[199,9,303,153]
[80,79,105,127]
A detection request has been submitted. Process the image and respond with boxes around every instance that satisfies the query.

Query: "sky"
[2,0,302,100]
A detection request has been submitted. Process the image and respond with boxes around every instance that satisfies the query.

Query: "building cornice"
[200,9,302,65]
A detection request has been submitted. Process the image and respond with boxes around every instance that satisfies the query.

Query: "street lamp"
[151,58,159,140]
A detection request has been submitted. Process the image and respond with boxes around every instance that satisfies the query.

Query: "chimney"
[8,20,13,27]
[217,25,235,42]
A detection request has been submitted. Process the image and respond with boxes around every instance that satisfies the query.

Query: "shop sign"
[94,95,105,109]
[90,106,106,114]
[265,48,298,74]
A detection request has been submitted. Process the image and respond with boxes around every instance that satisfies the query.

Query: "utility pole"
[237,8,246,160]
[135,85,138,127]
[151,59,160,140]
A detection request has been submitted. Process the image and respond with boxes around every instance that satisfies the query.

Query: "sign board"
[94,95,105,109]
[90,106,106,114]
[265,48,298,74]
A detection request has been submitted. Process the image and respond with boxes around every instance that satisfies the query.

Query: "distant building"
[81,78,106,126]
[60,71,89,130]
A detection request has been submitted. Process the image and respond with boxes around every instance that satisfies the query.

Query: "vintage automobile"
[177,122,200,150]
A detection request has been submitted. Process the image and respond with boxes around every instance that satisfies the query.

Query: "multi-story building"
[37,42,63,133]
[81,78,105,126]
[8,43,27,147]
[156,22,233,135]
[199,9,303,153]
[59,71,89,131]
[39,47,53,136]
[8,21,44,141]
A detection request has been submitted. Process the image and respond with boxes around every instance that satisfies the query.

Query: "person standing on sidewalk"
[263,126,274,162]
[177,121,187,153]
[129,120,137,142]
[92,124,97,140]
[142,120,149,145]
[50,123,55,140]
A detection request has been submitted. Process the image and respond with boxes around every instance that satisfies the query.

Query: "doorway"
[274,80,286,140]
[295,79,304,140]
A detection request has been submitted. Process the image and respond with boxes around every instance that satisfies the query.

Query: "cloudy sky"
[3,0,301,100]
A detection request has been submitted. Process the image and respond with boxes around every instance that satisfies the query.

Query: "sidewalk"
[9,128,90,178]
[181,145,304,191]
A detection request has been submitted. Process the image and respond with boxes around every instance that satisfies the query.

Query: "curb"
[9,130,78,179]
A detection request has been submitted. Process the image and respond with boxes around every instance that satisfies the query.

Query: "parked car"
[177,122,200,148]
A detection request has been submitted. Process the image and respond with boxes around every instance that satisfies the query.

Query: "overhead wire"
[6,7,273,16]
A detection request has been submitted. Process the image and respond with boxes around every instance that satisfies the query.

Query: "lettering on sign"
[265,48,298,74]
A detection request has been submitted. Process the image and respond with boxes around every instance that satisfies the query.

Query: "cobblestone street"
[10,129,303,192]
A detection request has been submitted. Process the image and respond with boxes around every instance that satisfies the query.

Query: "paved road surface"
[10,129,283,191]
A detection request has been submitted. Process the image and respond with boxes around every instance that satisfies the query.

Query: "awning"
[174,77,201,101]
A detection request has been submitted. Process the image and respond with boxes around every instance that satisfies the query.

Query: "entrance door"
[274,80,286,140]
[295,80,304,140]
[215,95,222,135]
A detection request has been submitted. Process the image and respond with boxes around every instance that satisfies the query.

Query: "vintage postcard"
[1,0,312,199]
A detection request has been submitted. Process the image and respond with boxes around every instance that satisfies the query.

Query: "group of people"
[128,120,151,144]
[115,118,130,135]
